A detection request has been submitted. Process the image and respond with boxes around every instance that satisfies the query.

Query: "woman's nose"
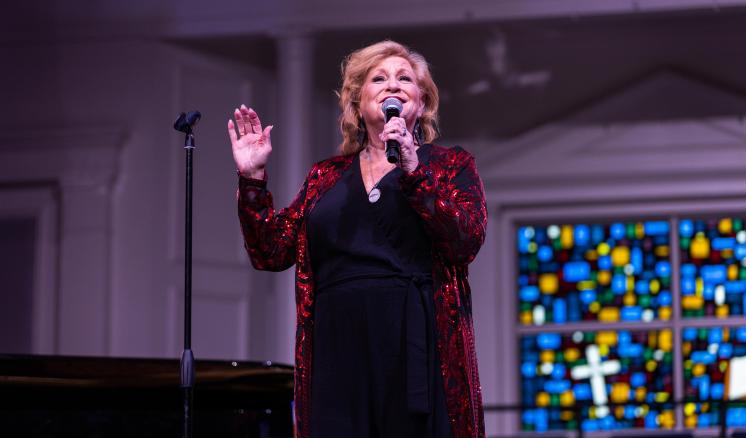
[386,77,400,90]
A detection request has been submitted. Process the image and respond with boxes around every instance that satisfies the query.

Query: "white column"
[57,168,116,355]
[267,32,314,366]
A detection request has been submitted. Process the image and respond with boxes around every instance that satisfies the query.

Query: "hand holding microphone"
[380,98,418,173]
[382,98,403,164]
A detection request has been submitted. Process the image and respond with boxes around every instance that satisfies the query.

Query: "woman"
[228,40,486,438]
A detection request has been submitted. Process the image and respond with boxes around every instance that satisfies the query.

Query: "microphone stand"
[173,111,201,438]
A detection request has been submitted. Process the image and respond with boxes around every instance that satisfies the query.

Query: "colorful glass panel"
[520,330,675,431]
[679,218,746,317]
[517,222,671,325]
[682,326,746,427]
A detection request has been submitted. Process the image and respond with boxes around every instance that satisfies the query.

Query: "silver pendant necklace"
[368,186,381,203]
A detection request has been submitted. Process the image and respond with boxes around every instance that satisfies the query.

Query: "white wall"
[0,37,284,359]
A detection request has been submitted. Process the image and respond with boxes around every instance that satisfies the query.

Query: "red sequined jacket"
[237,144,487,438]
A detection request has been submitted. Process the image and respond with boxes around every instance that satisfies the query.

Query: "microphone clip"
[174,111,202,149]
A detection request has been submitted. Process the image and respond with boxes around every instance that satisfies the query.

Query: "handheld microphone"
[381,98,403,163]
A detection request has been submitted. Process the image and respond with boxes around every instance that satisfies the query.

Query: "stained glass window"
[679,218,746,318]
[520,330,675,431]
[682,326,746,428]
[517,222,671,325]
[516,216,746,433]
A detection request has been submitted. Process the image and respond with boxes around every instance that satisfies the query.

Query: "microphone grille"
[381,98,403,114]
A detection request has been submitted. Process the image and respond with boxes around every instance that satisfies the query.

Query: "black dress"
[306,145,452,438]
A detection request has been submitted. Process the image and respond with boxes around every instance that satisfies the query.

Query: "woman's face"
[359,56,424,132]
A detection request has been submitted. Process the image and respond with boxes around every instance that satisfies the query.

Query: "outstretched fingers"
[248,110,263,134]
[232,107,247,136]
[230,105,272,148]
[227,119,238,144]
[239,105,263,135]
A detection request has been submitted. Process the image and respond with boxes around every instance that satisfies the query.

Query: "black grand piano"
[0,354,294,438]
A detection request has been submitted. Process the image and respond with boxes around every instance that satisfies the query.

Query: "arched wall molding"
[0,126,125,355]
[482,116,746,206]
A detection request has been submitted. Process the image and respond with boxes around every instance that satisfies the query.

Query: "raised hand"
[228,105,273,179]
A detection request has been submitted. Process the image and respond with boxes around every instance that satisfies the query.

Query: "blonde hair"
[338,40,440,155]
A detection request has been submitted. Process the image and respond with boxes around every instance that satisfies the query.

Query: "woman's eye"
[399,75,412,82]
[372,76,385,82]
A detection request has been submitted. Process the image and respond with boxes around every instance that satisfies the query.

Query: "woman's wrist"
[402,161,419,174]
[239,168,266,180]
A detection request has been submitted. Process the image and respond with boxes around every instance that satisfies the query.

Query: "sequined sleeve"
[237,170,311,272]
[399,146,487,265]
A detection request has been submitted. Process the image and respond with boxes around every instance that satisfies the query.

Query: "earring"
[414,119,424,146]
[357,120,367,146]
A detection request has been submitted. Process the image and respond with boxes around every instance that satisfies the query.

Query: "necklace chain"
[363,148,392,203]
[363,148,390,193]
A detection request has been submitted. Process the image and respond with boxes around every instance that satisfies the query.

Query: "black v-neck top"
[306,145,433,291]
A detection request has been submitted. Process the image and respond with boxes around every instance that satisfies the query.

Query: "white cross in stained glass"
[571,344,621,418]
[728,356,746,400]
